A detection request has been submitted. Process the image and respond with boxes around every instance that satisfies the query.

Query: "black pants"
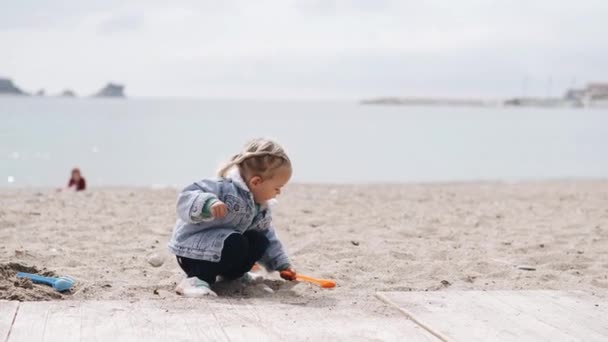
[176,230,269,284]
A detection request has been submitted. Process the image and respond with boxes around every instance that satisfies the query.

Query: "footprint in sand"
[591,279,608,288]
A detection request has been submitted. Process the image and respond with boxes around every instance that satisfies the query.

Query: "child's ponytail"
[217,138,291,180]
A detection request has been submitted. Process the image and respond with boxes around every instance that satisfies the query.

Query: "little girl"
[168,138,296,297]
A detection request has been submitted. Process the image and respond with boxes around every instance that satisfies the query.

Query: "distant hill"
[0,78,128,98]
[94,83,126,98]
[60,89,77,97]
[0,78,27,95]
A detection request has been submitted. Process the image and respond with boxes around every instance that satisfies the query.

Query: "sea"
[1,97,607,188]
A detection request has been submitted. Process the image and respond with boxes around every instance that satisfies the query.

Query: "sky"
[1,0,607,100]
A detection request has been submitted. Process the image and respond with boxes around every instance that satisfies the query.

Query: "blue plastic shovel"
[16,272,75,292]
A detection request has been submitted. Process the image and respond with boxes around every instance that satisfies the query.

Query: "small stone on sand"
[517,265,536,271]
[146,253,164,267]
[257,283,275,294]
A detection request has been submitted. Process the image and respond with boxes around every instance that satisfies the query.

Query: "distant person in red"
[67,168,86,191]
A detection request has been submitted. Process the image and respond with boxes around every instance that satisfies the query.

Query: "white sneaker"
[239,272,264,285]
[175,277,217,297]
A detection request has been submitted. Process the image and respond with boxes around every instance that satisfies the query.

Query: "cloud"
[97,13,144,34]
[1,0,607,98]
[0,0,124,30]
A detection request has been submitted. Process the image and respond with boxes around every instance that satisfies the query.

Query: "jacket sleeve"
[176,180,221,224]
[258,224,291,271]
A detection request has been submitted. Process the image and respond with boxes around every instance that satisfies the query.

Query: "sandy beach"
[1,181,608,316]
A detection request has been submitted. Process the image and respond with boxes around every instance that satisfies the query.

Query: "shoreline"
[2,177,608,190]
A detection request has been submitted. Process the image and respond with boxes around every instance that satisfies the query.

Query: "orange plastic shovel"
[295,274,336,288]
[280,270,336,289]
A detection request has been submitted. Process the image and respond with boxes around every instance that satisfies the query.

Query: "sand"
[1,181,608,315]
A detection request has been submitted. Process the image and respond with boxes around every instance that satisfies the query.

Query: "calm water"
[1,97,607,187]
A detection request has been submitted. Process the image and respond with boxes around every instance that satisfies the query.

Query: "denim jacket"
[167,168,290,271]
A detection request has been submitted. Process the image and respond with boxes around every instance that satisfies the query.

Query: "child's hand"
[279,267,297,281]
[210,201,227,218]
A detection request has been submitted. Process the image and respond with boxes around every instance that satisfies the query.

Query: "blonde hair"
[218,138,292,181]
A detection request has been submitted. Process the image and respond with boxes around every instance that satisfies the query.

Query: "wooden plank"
[8,301,86,342]
[377,291,608,342]
[79,300,231,342]
[206,300,276,341]
[10,301,230,342]
[8,300,439,341]
[486,291,608,340]
[208,298,439,341]
[6,301,55,342]
[0,301,19,341]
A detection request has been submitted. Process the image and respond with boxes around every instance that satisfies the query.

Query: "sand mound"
[0,262,68,301]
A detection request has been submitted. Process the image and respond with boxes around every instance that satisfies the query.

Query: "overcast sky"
[1,0,606,99]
